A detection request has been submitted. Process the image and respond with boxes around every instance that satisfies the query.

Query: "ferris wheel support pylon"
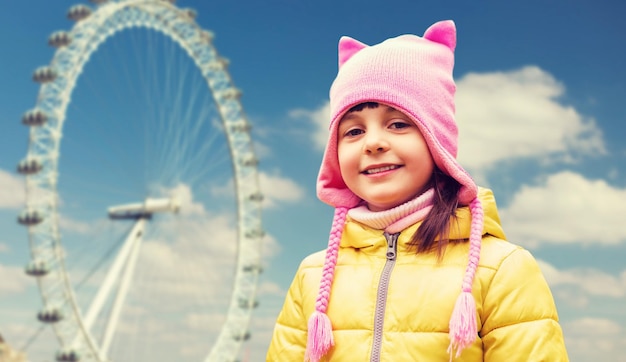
[18,1,265,361]
[98,215,142,359]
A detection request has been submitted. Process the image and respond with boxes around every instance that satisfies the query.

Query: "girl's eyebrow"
[341,106,401,125]
[341,115,353,122]
[341,112,360,122]
[338,120,355,134]
[384,106,401,114]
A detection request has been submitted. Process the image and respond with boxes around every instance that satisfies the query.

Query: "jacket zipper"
[370,232,399,362]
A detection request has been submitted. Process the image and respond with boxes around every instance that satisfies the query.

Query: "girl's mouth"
[363,165,400,174]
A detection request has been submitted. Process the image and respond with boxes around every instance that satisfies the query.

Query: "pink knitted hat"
[306,20,484,361]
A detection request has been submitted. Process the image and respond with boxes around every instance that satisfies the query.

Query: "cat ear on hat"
[423,20,456,51]
[338,36,368,68]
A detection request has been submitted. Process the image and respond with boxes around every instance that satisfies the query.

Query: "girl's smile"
[362,164,401,175]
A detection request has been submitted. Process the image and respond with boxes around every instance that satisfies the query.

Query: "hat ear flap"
[423,20,456,51]
[338,36,368,68]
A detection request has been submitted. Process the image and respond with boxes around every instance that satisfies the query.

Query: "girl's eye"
[390,121,410,129]
[345,128,364,137]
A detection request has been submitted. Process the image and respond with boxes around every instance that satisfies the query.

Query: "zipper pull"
[383,232,399,261]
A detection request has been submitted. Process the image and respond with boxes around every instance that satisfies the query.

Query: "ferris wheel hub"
[107,197,181,220]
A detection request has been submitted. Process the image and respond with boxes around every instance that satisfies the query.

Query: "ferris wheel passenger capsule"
[55,347,80,362]
[17,158,43,175]
[48,31,72,48]
[67,5,92,22]
[25,259,51,277]
[238,298,259,309]
[240,154,258,167]
[183,8,197,20]
[244,227,265,238]
[37,306,63,323]
[220,87,242,100]
[22,109,49,126]
[200,30,214,43]
[230,119,251,133]
[242,264,264,273]
[232,331,251,342]
[18,209,43,226]
[248,192,264,202]
[32,66,57,83]
[204,56,229,73]
[219,56,230,68]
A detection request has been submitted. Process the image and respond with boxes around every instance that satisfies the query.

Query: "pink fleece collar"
[348,188,435,233]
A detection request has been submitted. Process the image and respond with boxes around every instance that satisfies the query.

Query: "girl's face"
[337,104,434,211]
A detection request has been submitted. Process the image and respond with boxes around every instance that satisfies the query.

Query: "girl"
[267,20,568,361]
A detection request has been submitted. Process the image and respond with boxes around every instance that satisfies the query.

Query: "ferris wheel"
[17,0,264,361]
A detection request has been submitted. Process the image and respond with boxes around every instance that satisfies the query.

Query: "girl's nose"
[364,131,390,154]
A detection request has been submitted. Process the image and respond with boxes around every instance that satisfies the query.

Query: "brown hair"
[346,101,379,113]
[408,169,462,255]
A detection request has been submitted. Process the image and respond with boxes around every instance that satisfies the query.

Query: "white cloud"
[164,182,206,215]
[289,102,330,151]
[565,317,622,334]
[0,169,25,209]
[552,288,590,309]
[59,214,99,234]
[0,322,57,361]
[255,280,287,298]
[562,317,626,361]
[455,66,605,172]
[538,259,626,300]
[258,171,306,208]
[211,171,305,209]
[240,284,290,361]
[260,229,281,259]
[537,263,626,361]
[253,140,273,160]
[501,171,626,246]
[0,264,31,296]
[244,310,281,360]
[131,213,240,301]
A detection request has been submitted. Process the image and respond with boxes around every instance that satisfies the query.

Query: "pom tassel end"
[305,311,334,362]
[447,291,477,359]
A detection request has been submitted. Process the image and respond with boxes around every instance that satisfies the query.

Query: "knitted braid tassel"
[448,197,483,359]
[305,207,347,362]
[305,311,333,362]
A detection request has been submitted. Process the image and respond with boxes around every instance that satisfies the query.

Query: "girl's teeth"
[366,165,397,174]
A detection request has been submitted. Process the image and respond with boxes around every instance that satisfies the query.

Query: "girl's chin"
[365,200,403,212]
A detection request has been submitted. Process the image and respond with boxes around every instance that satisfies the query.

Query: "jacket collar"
[341,187,506,251]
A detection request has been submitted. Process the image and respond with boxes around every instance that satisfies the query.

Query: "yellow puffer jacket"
[267,189,568,361]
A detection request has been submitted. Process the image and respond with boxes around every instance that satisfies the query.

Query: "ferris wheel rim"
[21,1,264,361]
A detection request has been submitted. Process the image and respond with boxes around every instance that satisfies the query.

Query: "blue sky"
[1,0,625,361]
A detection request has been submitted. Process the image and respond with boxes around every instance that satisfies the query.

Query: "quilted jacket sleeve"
[481,248,569,361]
[266,268,308,361]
